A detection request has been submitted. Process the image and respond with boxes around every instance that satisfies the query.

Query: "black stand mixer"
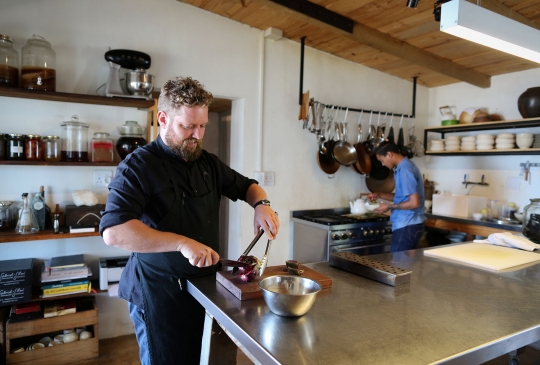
[104,49,155,100]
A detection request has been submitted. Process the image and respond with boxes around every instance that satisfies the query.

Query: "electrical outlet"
[254,171,275,186]
[94,170,113,187]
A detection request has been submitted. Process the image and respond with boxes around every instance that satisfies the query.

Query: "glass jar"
[0,133,5,160]
[25,134,43,161]
[116,121,147,160]
[0,201,15,231]
[5,133,25,160]
[61,115,89,162]
[523,198,540,243]
[21,35,56,91]
[91,132,114,162]
[43,135,61,162]
[0,35,19,88]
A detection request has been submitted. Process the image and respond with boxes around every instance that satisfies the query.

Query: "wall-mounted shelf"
[0,160,118,166]
[423,118,540,156]
[0,87,155,109]
[0,228,100,244]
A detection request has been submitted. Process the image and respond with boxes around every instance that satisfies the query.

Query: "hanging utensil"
[400,116,414,159]
[387,114,395,143]
[333,108,358,166]
[352,111,372,175]
[397,115,405,148]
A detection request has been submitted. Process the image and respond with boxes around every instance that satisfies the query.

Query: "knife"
[219,258,249,267]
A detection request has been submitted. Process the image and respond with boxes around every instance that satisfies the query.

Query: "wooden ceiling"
[178,0,540,88]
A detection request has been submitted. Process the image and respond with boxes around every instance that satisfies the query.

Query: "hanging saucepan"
[398,116,414,158]
[366,170,395,194]
[366,112,385,155]
[333,108,357,166]
[317,120,340,175]
[351,111,372,175]
[387,114,395,144]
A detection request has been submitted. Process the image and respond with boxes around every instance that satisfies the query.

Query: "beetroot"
[236,255,261,282]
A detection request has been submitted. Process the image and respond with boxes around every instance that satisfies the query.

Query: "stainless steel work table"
[187,246,540,364]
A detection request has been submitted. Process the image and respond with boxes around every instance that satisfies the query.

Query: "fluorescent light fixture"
[440,0,540,64]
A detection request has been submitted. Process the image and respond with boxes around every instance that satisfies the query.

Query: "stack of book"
[9,302,43,323]
[41,254,92,298]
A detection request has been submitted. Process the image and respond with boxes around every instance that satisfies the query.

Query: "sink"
[432,194,488,218]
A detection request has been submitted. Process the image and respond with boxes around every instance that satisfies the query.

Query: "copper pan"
[351,111,371,175]
[366,170,395,194]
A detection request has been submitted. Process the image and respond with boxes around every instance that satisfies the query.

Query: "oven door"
[329,239,391,256]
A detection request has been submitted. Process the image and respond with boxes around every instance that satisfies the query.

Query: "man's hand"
[254,205,280,240]
[367,192,380,201]
[177,239,220,268]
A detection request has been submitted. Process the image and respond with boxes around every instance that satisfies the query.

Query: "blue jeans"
[128,302,150,365]
[390,223,424,252]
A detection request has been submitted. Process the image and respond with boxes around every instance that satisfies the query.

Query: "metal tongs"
[238,229,273,276]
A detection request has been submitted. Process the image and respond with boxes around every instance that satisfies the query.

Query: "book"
[9,305,43,323]
[14,301,41,315]
[42,282,91,298]
[42,279,90,290]
[49,254,85,270]
[41,260,90,282]
[43,298,76,318]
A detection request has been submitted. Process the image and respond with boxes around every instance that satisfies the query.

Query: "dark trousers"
[390,223,425,252]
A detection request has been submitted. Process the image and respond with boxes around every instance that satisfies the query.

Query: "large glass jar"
[0,201,15,231]
[116,121,147,160]
[523,198,540,243]
[61,115,89,162]
[21,35,56,91]
[91,132,114,162]
[25,134,43,161]
[43,135,61,162]
[0,35,19,88]
[5,133,25,160]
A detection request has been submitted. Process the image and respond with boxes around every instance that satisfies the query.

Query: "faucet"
[463,174,489,192]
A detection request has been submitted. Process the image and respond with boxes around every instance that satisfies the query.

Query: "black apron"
[132,156,220,365]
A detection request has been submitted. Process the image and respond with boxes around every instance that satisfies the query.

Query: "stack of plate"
[495,133,515,150]
[429,139,445,152]
[461,136,476,151]
[533,134,540,148]
[445,135,461,151]
[476,134,494,150]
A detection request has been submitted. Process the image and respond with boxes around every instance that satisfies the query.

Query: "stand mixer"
[104,49,155,100]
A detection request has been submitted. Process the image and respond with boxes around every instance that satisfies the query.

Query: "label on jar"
[10,145,23,153]
[33,202,44,210]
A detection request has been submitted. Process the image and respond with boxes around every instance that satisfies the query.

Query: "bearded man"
[100,77,279,365]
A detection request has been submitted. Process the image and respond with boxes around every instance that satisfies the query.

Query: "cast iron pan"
[366,170,395,193]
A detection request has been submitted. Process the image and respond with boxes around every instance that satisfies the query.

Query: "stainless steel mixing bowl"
[258,275,321,317]
[125,70,154,96]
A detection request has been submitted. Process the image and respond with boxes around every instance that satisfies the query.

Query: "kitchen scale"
[104,49,155,100]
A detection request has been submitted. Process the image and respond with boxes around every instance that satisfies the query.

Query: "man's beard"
[165,132,203,162]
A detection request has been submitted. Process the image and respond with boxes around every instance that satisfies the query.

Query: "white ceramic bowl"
[517,139,533,148]
[497,133,514,139]
[495,137,514,144]
[445,145,460,151]
[462,136,476,143]
[477,133,494,139]
[472,213,483,221]
[476,144,494,150]
[79,331,93,340]
[517,133,534,138]
[446,135,461,142]
[495,143,515,149]
[63,332,79,343]
[461,145,476,151]
[514,213,523,221]
[431,140,445,145]
[430,146,445,151]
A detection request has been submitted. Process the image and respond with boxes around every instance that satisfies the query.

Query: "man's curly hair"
[158,77,214,116]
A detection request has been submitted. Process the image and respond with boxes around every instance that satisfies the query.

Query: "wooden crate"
[3,297,98,365]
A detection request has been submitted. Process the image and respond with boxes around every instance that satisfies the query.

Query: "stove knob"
[375,230,380,236]
[368,229,374,236]
[363,230,368,237]
[340,233,347,240]
[347,231,354,239]
[332,233,340,240]
[386,228,392,234]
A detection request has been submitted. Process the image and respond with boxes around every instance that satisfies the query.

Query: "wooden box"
[1,297,99,365]
[64,205,104,228]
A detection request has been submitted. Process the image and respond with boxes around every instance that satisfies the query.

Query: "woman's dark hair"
[374,140,403,156]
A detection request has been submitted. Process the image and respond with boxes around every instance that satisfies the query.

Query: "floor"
[79,334,540,364]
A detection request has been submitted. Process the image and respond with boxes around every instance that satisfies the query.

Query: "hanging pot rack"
[298,36,417,119]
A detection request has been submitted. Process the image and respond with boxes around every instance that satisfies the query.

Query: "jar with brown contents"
[0,35,19,88]
[25,134,43,161]
[21,35,56,91]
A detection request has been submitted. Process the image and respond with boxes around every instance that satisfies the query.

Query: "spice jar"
[25,134,43,161]
[523,198,540,244]
[5,133,25,160]
[0,201,15,231]
[116,121,147,160]
[43,135,61,162]
[0,35,19,88]
[61,115,89,162]
[91,132,114,162]
[21,35,56,91]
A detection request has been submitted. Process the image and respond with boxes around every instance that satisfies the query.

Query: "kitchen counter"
[425,212,522,238]
[187,247,540,364]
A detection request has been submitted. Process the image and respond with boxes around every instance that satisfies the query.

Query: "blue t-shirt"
[391,157,426,231]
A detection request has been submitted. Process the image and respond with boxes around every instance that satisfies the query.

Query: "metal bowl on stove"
[258,275,321,317]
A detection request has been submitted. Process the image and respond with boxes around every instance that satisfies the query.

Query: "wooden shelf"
[0,160,118,166]
[0,228,100,244]
[0,87,155,109]
[425,147,540,156]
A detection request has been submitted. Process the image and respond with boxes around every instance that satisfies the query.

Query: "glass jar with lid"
[0,34,19,88]
[0,133,5,160]
[116,121,147,160]
[5,133,25,160]
[523,198,540,243]
[21,35,56,91]
[0,201,15,231]
[61,115,89,162]
[43,135,61,162]
[25,134,43,161]
[91,132,114,162]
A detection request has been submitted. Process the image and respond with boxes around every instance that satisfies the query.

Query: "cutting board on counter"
[424,243,540,271]
[216,265,333,300]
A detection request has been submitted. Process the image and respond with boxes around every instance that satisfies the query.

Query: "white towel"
[473,232,540,252]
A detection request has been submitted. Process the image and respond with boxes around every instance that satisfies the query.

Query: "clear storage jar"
[91,132,114,162]
[43,135,61,162]
[25,134,43,161]
[0,133,5,160]
[0,34,19,88]
[21,35,56,91]
[523,198,540,243]
[5,133,25,160]
[0,201,15,231]
[61,116,89,162]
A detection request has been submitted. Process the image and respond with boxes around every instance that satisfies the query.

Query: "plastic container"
[25,134,43,161]
[0,34,19,88]
[523,198,540,243]
[91,132,114,162]
[21,35,56,91]
[43,135,61,162]
[61,116,89,162]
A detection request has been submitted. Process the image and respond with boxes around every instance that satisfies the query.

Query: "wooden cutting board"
[216,265,333,300]
[424,242,540,271]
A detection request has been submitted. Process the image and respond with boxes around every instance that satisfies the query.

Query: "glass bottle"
[30,191,46,230]
[61,115,89,162]
[0,201,15,231]
[522,198,540,243]
[44,135,61,162]
[21,35,56,91]
[0,34,19,88]
[91,132,114,162]
[15,193,39,234]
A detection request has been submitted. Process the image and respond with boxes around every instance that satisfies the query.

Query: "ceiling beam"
[251,0,492,88]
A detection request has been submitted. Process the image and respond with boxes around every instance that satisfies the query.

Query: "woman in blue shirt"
[367,140,426,252]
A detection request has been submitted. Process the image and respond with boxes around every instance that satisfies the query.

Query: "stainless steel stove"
[291,208,392,264]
